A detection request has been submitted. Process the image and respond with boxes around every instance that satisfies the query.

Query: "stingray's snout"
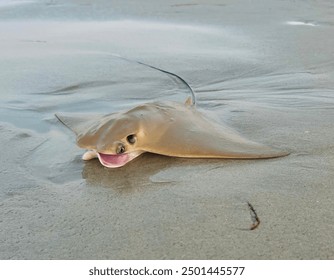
[97,141,125,155]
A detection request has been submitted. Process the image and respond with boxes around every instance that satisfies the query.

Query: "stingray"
[55,56,289,168]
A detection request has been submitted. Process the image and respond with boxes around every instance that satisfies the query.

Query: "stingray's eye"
[127,134,136,145]
[116,143,125,154]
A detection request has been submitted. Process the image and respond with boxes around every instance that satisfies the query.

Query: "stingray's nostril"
[116,143,125,154]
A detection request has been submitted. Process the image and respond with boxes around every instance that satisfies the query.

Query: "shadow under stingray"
[82,153,181,192]
[81,152,231,193]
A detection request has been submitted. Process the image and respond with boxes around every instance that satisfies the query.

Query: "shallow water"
[1,0,334,259]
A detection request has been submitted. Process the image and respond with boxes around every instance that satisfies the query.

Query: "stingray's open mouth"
[97,151,143,168]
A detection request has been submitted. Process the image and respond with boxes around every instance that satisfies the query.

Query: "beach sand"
[0,0,333,259]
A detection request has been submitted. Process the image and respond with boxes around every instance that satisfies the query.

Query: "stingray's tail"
[109,54,196,106]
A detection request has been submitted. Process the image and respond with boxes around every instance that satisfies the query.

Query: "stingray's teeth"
[82,150,98,161]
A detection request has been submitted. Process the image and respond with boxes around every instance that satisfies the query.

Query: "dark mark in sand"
[247,201,260,230]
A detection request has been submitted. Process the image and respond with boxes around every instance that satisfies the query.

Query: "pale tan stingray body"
[56,98,288,168]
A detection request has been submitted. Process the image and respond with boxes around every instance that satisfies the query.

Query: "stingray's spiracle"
[109,54,196,106]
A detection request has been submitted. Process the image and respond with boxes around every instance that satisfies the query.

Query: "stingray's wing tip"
[55,113,65,125]
[261,149,291,159]
[280,150,291,157]
[237,146,291,159]
[54,113,79,134]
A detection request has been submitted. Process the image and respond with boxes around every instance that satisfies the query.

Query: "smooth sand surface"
[0,0,334,259]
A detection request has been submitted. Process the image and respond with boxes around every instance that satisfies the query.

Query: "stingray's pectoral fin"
[235,147,290,159]
[143,126,290,160]
[55,112,109,136]
[55,113,93,135]
[205,141,290,159]
[55,112,119,151]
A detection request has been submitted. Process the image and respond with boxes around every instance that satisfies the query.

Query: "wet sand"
[0,0,334,259]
